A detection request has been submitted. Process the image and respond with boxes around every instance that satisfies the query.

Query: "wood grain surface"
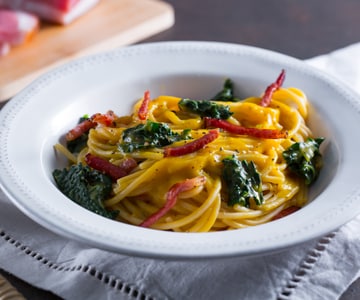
[0,0,174,102]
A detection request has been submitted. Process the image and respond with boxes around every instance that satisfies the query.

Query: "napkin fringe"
[276,231,337,299]
[0,229,155,300]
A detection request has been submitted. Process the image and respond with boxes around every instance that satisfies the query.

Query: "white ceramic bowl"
[1,41,360,259]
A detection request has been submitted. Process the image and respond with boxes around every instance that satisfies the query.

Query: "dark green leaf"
[67,133,88,153]
[222,156,264,207]
[119,120,190,153]
[53,164,117,219]
[282,137,324,185]
[211,78,240,102]
[178,98,233,119]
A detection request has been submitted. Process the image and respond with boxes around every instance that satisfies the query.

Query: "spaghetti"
[54,70,324,232]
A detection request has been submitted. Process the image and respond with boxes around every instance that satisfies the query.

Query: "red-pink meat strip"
[0,9,39,46]
[140,176,207,228]
[0,0,100,24]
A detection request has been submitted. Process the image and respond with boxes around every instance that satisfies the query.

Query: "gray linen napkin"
[1,43,360,300]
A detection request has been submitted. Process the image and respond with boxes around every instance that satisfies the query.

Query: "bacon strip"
[85,153,137,181]
[0,0,100,25]
[0,42,10,57]
[0,9,39,47]
[33,0,81,11]
[138,90,151,121]
[65,111,117,141]
[260,69,286,107]
[140,176,206,228]
[163,129,219,157]
[118,157,138,173]
[91,110,117,127]
[65,119,96,141]
[204,118,287,139]
[272,206,300,221]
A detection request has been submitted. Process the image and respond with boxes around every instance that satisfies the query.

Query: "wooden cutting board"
[0,0,174,102]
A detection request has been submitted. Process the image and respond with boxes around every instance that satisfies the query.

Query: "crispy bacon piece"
[65,111,117,142]
[272,206,300,221]
[65,119,96,141]
[85,153,137,181]
[91,110,117,127]
[0,9,39,47]
[118,157,137,173]
[140,176,207,228]
[0,0,100,25]
[260,69,286,107]
[138,90,151,121]
[204,117,287,139]
[164,129,219,157]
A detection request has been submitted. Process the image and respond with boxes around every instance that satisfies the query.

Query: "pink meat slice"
[0,9,39,46]
[30,0,81,11]
[0,0,100,24]
[0,41,10,56]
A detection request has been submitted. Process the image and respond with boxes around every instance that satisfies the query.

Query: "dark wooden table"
[1,0,360,298]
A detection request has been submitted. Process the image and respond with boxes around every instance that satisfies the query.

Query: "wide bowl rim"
[1,41,360,259]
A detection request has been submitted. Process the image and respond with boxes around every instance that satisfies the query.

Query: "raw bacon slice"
[0,9,39,46]
[0,41,10,56]
[31,0,81,11]
[0,0,100,25]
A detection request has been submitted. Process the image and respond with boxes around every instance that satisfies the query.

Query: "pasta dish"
[53,70,324,232]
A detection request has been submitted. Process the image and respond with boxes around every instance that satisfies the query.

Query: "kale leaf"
[178,98,233,119]
[211,78,240,102]
[222,156,264,207]
[53,163,118,219]
[67,134,88,153]
[282,137,324,185]
[119,120,190,153]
